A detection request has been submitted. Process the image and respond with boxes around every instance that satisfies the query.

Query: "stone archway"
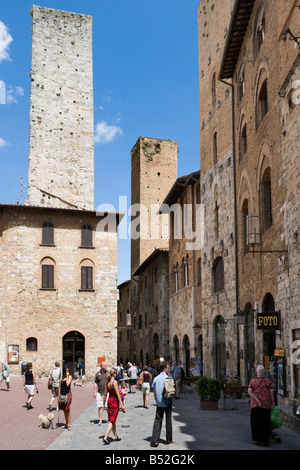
[62,330,85,378]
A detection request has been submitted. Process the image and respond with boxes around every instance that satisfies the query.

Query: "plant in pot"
[196,376,222,410]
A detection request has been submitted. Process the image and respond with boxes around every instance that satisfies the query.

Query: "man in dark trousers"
[93,362,108,425]
[150,361,174,447]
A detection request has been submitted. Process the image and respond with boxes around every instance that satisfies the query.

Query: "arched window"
[81,224,93,247]
[254,3,265,58]
[260,167,272,233]
[80,259,94,290]
[242,199,249,253]
[239,123,247,159]
[213,131,218,165]
[184,254,189,287]
[26,337,38,351]
[41,257,55,289]
[212,72,216,108]
[212,257,224,293]
[238,63,245,102]
[42,222,54,246]
[197,258,202,286]
[257,79,268,127]
[173,263,179,293]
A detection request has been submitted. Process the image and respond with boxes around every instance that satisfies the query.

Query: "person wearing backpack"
[150,361,175,448]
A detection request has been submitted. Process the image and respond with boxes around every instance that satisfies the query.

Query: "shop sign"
[274,349,285,357]
[256,311,281,330]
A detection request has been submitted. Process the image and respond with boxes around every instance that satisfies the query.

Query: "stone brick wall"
[168,178,202,372]
[0,205,118,380]
[130,137,177,275]
[117,280,131,365]
[28,6,94,210]
[130,251,170,365]
[198,0,236,379]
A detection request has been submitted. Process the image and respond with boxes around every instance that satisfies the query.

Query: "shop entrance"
[62,331,85,378]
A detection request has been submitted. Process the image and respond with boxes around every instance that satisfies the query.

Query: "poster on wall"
[8,344,19,364]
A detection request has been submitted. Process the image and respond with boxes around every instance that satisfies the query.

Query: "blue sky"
[0,0,200,284]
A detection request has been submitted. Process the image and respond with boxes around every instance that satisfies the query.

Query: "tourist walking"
[0,359,10,391]
[127,362,138,393]
[150,361,174,447]
[94,361,108,426]
[140,366,152,408]
[23,362,38,409]
[58,365,72,430]
[49,360,62,411]
[75,358,85,386]
[248,365,275,447]
[102,368,125,445]
[173,362,182,399]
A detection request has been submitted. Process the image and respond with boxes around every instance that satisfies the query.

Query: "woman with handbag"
[248,364,275,446]
[58,365,72,430]
[23,362,38,409]
[140,366,152,409]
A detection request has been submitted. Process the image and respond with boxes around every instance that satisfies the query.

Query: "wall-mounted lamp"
[246,215,288,255]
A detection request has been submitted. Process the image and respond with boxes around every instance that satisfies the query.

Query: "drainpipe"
[218,76,241,378]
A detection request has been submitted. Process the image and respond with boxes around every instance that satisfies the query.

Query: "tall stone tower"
[131,137,177,274]
[28,5,94,210]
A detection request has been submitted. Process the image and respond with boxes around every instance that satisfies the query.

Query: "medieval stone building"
[197,0,238,381]
[0,6,120,379]
[160,171,202,374]
[218,0,300,403]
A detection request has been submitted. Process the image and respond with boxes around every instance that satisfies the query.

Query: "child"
[119,380,128,409]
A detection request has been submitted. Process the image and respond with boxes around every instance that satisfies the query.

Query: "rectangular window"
[81,266,93,290]
[42,264,54,289]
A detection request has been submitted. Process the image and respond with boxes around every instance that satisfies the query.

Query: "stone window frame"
[40,256,56,290]
[26,337,38,352]
[260,166,272,234]
[81,224,93,248]
[79,258,95,291]
[41,221,54,246]
[253,2,266,60]
[254,66,269,129]
[238,114,248,161]
[212,256,225,293]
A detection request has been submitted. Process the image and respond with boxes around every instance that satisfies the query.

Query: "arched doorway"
[173,336,179,363]
[153,333,159,362]
[62,331,85,377]
[183,335,190,376]
[215,316,226,382]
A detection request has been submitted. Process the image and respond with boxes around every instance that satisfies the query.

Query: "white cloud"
[6,85,24,103]
[0,137,9,149]
[0,21,13,63]
[95,120,123,144]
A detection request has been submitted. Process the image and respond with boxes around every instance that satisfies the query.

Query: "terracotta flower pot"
[200,399,219,410]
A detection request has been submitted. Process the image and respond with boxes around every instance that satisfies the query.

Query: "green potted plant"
[196,375,222,410]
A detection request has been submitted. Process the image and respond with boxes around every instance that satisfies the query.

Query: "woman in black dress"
[23,362,38,409]
[58,365,72,430]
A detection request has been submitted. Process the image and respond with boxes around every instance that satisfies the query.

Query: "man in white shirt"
[127,362,138,393]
